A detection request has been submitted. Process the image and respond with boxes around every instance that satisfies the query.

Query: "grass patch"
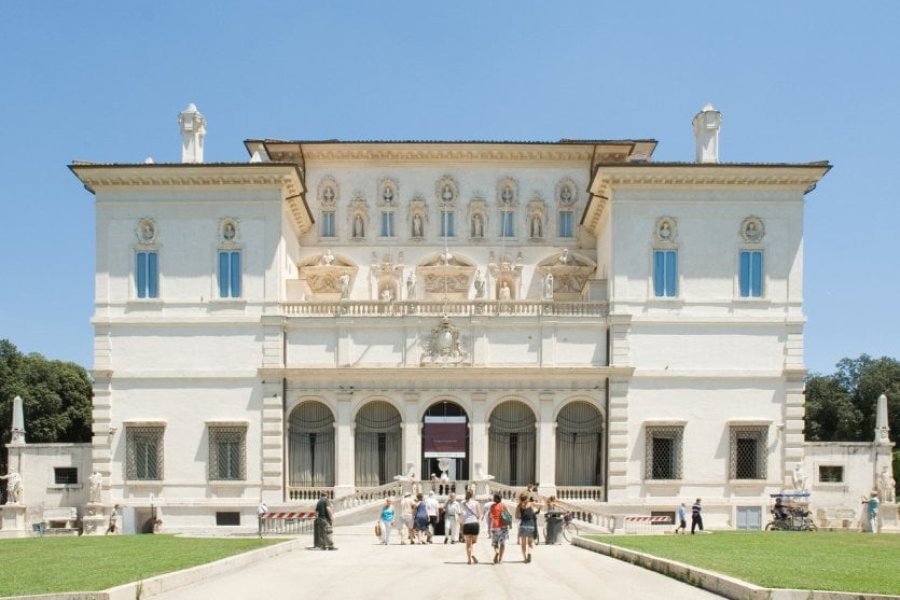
[588,531,900,596]
[0,535,283,597]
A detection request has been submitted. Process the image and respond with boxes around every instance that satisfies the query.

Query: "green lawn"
[0,535,283,597]
[587,531,900,596]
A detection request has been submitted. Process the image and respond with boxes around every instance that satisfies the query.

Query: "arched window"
[289,402,335,487]
[355,401,402,487]
[488,401,535,486]
[556,401,603,486]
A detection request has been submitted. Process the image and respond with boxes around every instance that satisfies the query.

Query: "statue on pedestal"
[792,464,807,492]
[1,470,23,504]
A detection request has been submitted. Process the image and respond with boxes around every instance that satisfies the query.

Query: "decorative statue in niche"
[352,214,365,238]
[381,288,393,302]
[543,273,554,299]
[473,270,485,298]
[223,221,236,241]
[560,185,572,204]
[406,273,416,299]
[499,281,511,301]
[471,213,483,238]
[442,185,453,203]
[412,214,424,237]
[383,187,394,203]
[323,187,335,203]
[501,186,513,204]
[531,215,542,238]
[339,273,350,298]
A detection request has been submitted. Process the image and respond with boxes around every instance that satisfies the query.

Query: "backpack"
[501,506,513,528]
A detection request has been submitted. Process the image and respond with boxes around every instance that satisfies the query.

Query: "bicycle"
[560,512,579,543]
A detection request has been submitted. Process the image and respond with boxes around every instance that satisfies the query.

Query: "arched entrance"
[488,401,536,486]
[288,401,335,487]
[556,401,604,486]
[355,401,402,487]
[422,401,469,482]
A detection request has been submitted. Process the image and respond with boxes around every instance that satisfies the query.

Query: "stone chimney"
[179,103,206,163]
[692,103,722,163]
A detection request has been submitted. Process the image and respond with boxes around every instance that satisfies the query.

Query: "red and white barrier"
[623,515,672,534]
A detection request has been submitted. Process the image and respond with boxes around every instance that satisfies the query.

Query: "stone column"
[333,392,355,497]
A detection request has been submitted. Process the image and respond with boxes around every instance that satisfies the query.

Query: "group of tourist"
[376,484,548,565]
[673,498,704,534]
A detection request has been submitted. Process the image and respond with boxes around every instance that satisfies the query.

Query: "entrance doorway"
[422,401,469,483]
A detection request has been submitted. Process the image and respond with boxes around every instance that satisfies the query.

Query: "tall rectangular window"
[135,251,159,298]
[321,212,335,237]
[209,426,247,481]
[645,426,683,480]
[739,250,763,297]
[500,212,515,237]
[440,210,455,237]
[126,426,164,480]
[380,211,394,237]
[218,251,242,298]
[729,425,767,480]
[653,250,677,297]
[559,211,573,238]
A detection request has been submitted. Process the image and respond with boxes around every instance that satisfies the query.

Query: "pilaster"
[605,376,631,501]
[470,392,488,479]
[536,392,556,488]
[334,392,355,497]
[782,370,806,488]
[403,392,422,477]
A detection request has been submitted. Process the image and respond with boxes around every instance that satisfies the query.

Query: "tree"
[805,354,900,443]
[0,340,93,500]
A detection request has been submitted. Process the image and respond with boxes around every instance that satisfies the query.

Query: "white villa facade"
[2,104,885,535]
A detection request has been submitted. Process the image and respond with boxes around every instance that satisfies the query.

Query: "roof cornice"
[257,140,647,165]
[583,162,831,233]
[69,162,313,234]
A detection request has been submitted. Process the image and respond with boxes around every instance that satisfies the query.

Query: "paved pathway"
[153,526,722,600]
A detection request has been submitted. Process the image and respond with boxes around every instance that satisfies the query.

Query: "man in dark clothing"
[315,494,337,550]
[691,498,703,534]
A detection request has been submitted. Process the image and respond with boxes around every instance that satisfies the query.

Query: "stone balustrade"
[282,300,608,318]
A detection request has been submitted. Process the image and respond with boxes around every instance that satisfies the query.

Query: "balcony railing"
[282,300,608,318]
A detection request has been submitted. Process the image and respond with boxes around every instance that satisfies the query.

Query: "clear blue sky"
[0,1,896,374]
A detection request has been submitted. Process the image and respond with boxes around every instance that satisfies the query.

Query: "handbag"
[375,521,382,537]
[501,507,513,528]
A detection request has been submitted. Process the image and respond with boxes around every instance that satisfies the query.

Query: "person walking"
[378,497,395,545]
[690,498,703,534]
[515,491,538,563]
[488,493,510,564]
[863,491,880,533]
[399,492,416,544]
[315,493,337,550]
[413,493,429,544]
[444,492,461,544]
[425,491,440,543]
[461,489,482,565]
[675,502,687,534]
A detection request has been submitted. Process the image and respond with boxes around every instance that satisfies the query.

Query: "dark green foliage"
[0,339,92,499]
[804,354,900,443]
